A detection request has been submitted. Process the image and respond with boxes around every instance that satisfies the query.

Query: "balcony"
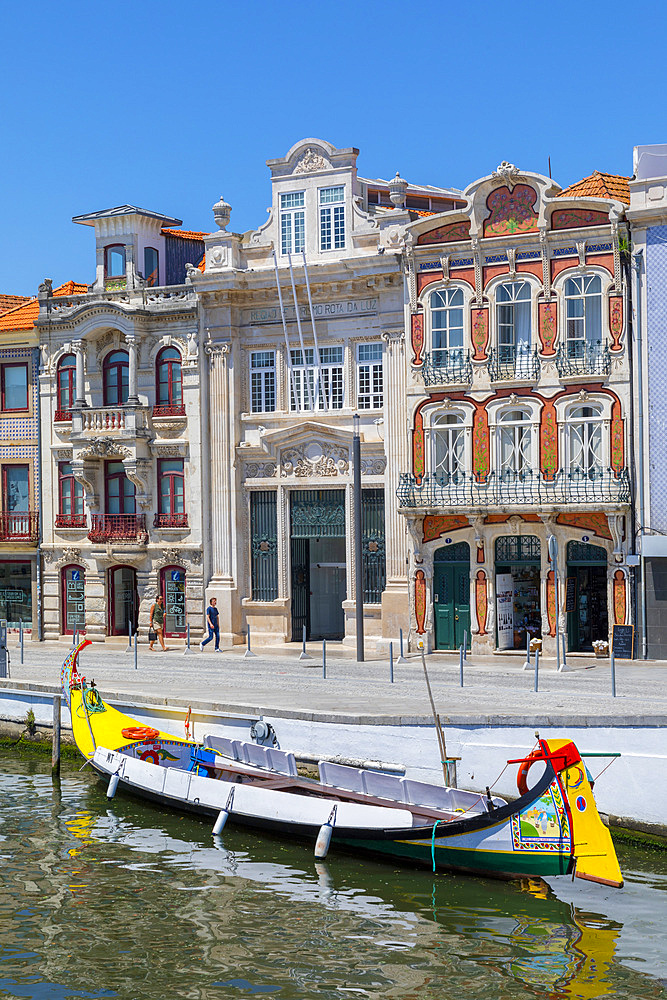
[397,467,630,511]
[153,513,189,528]
[152,403,186,418]
[70,405,148,439]
[556,341,611,378]
[488,346,540,382]
[0,512,39,541]
[88,513,147,543]
[418,350,473,387]
[55,513,87,529]
[54,409,72,423]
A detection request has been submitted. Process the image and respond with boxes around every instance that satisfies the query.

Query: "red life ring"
[516,749,542,797]
[121,726,160,742]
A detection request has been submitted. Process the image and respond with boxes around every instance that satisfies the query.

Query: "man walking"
[200,597,221,652]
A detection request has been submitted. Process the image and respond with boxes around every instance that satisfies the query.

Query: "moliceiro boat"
[62,641,623,887]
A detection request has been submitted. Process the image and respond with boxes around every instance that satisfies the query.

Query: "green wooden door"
[434,563,470,650]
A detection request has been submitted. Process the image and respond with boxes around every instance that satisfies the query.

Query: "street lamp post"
[548,534,562,672]
[353,413,364,662]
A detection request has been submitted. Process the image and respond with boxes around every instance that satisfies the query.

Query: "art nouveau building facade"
[400,164,633,654]
[36,208,205,642]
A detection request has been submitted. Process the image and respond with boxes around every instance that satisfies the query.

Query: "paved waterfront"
[3,638,667,724]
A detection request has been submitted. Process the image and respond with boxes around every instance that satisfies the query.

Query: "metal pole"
[134,628,138,670]
[322,639,326,679]
[183,621,193,656]
[561,632,567,671]
[51,695,61,777]
[523,629,531,670]
[126,619,132,654]
[534,647,540,693]
[272,250,299,411]
[633,250,648,658]
[397,627,407,664]
[287,252,315,412]
[459,644,464,687]
[463,630,468,660]
[20,620,23,665]
[353,414,364,662]
[611,646,616,698]
[73,627,78,649]
[244,623,257,659]
[389,642,394,683]
[301,250,326,410]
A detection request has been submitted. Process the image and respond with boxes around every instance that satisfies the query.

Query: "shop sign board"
[565,576,577,614]
[496,573,514,650]
[612,624,634,659]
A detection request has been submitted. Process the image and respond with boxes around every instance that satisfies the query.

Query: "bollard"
[463,630,468,661]
[611,647,616,698]
[561,633,567,671]
[134,628,138,670]
[183,622,194,656]
[523,632,531,671]
[243,623,257,659]
[389,642,394,683]
[299,623,312,661]
[125,620,133,654]
[397,627,407,664]
[533,648,540,693]
[51,695,61,777]
[20,620,24,665]
[322,639,326,679]
[459,644,464,687]
[73,627,78,650]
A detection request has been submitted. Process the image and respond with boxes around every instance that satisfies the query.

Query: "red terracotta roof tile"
[197,254,205,273]
[0,294,31,315]
[0,281,86,332]
[161,228,208,240]
[558,171,630,205]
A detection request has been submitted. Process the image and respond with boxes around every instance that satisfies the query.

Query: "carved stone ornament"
[185,262,201,282]
[80,438,131,460]
[57,547,83,568]
[281,442,349,478]
[244,462,277,479]
[212,194,232,231]
[360,457,387,475]
[293,147,330,174]
[492,162,520,190]
[155,547,185,569]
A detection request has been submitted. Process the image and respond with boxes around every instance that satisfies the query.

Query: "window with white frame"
[250,351,276,413]
[567,404,603,472]
[289,346,344,411]
[497,281,532,360]
[319,186,345,251]
[497,408,532,475]
[432,411,465,478]
[280,191,305,255]
[564,275,602,356]
[430,287,464,363]
[357,342,383,409]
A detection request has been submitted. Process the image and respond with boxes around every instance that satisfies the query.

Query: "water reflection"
[0,759,665,1000]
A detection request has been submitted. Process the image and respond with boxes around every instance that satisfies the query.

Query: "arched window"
[56,353,76,419]
[567,404,603,472]
[564,275,602,356]
[497,281,531,360]
[498,408,532,475]
[432,411,465,478]
[103,350,129,406]
[155,346,183,413]
[105,245,126,278]
[430,288,464,363]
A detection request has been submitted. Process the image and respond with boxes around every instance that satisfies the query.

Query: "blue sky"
[2,0,666,295]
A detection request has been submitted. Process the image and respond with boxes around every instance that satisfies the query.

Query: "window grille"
[362,488,385,603]
[250,491,278,601]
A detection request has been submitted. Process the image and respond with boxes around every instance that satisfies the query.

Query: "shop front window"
[0,561,32,628]
[495,535,541,650]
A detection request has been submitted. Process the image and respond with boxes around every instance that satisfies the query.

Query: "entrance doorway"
[290,490,346,641]
[495,535,541,649]
[433,542,470,650]
[108,565,138,636]
[566,541,608,651]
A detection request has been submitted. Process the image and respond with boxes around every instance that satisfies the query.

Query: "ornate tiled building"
[400,162,632,654]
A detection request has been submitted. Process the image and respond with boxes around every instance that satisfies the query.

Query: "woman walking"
[149,594,170,651]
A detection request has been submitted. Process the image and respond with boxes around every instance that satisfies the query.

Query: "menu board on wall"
[496,573,514,651]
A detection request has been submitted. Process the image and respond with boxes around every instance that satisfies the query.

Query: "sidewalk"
[3,638,667,726]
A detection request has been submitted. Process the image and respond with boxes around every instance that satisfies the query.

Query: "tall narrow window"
[250,351,276,413]
[568,405,603,473]
[144,247,159,286]
[1,363,28,412]
[105,245,126,277]
[155,346,183,413]
[430,288,465,363]
[319,185,345,251]
[156,459,186,526]
[290,346,343,411]
[103,350,129,406]
[250,491,278,601]
[433,412,465,478]
[57,462,85,527]
[105,461,135,514]
[3,465,29,512]
[565,275,602,357]
[56,354,76,419]
[498,408,532,475]
[362,487,386,603]
[497,282,531,360]
[280,191,305,255]
[357,343,383,409]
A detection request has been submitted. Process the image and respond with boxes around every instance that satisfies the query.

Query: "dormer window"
[105,245,126,278]
[319,186,345,250]
[280,192,305,255]
[144,247,159,287]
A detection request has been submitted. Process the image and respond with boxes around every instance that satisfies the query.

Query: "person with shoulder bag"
[149,594,170,652]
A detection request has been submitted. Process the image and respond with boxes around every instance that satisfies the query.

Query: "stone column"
[126,334,139,405]
[205,341,240,642]
[380,328,410,638]
[74,341,86,407]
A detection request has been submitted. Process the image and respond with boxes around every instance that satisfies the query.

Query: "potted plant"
[592,639,609,658]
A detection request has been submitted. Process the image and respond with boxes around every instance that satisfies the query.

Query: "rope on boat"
[82,687,106,714]
[431,820,446,872]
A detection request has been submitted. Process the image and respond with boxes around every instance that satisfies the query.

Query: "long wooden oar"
[421,651,448,785]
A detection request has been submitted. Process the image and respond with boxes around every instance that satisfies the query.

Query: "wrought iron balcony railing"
[152,403,186,418]
[0,511,39,541]
[418,350,473,386]
[153,512,189,528]
[55,513,87,529]
[397,467,630,509]
[54,409,72,422]
[488,345,540,382]
[556,340,611,377]
[88,513,147,543]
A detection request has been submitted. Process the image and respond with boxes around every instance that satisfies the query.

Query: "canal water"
[1,757,665,1000]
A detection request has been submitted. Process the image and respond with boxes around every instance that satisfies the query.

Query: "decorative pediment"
[281,441,349,478]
